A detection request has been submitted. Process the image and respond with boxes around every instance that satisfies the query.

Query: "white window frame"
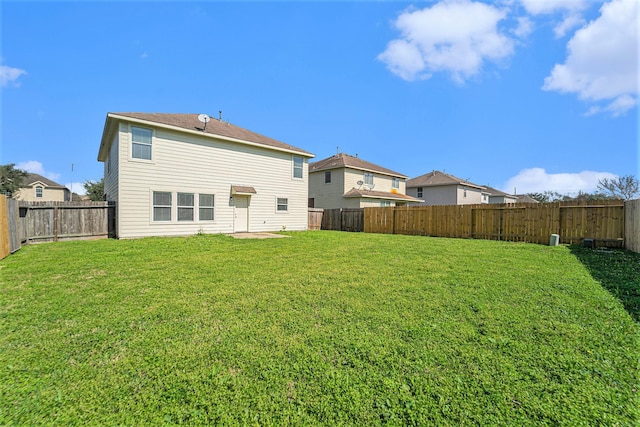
[35,186,43,198]
[380,200,392,207]
[153,191,172,222]
[199,194,215,222]
[177,192,195,222]
[392,177,400,189]
[276,197,289,213]
[292,156,303,179]
[131,126,153,161]
[364,173,374,186]
[417,187,423,198]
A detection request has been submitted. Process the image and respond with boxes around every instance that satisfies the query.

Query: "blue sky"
[1,0,638,196]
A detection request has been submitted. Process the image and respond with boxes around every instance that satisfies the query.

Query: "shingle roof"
[484,186,515,197]
[516,194,539,203]
[24,173,66,189]
[343,188,423,202]
[309,153,407,178]
[406,170,484,190]
[105,112,314,157]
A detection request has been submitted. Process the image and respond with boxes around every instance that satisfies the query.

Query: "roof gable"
[310,153,407,178]
[99,112,314,161]
[24,173,66,189]
[407,170,484,190]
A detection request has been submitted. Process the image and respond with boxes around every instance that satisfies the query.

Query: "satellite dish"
[357,180,364,186]
[197,114,211,131]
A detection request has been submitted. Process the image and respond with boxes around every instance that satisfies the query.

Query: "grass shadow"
[569,245,640,322]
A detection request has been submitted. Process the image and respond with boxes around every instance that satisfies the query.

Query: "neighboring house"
[515,194,539,203]
[308,153,422,208]
[97,112,314,238]
[13,173,70,202]
[484,186,518,204]
[406,170,489,205]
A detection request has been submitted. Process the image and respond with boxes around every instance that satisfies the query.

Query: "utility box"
[549,234,560,246]
[583,238,595,249]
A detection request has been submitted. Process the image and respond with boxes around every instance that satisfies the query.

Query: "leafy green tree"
[526,190,564,203]
[0,163,28,197]
[83,178,105,201]
[597,175,639,200]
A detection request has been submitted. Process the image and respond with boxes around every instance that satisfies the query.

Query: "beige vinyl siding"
[116,123,308,238]
[408,185,457,205]
[14,186,67,202]
[308,169,347,209]
[457,186,484,205]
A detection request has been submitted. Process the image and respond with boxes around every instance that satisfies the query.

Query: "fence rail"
[365,201,626,248]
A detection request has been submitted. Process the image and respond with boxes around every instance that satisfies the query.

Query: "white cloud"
[503,167,617,194]
[378,0,515,83]
[519,0,589,37]
[542,0,638,115]
[16,161,61,182]
[1,65,27,87]
[513,17,535,38]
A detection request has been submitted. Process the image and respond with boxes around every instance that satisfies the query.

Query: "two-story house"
[13,173,71,202]
[406,170,489,205]
[484,186,518,204]
[308,153,422,208]
[97,112,314,238]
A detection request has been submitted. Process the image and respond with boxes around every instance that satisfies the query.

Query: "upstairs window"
[293,156,303,179]
[35,186,43,198]
[392,177,400,189]
[177,192,194,221]
[364,173,374,186]
[324,171,331,183]
[417,187,423,198]
[132,126,152,160]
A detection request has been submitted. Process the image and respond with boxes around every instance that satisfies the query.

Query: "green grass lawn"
[1,231,638,426]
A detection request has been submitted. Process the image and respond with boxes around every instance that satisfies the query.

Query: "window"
[132,126,152,160]
[392,177,400,189]
[381,200,391,207]
[463,189,467,198]
[293,156,303,179]
[153,191,172,221]
[177,192,194,221]
[324,171,331,183]
[35,186,43,198]
[417,187,423,198]
[277,197,288,212]
[364,173,374,186]
[199,194,215,221]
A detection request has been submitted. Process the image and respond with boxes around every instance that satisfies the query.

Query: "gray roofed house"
[13,173,71,202]
[308,153,422,208]
[483,186,518,204]
[406,170,489,205]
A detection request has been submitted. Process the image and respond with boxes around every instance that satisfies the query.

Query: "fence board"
[624,199,640,253]
[0,196,9,259]
[308,208,323,230]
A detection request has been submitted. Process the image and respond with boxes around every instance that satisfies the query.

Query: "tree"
[0,163,28,197]
[83,178,105,201]
[526,190,564,203]
[597,175,639,200]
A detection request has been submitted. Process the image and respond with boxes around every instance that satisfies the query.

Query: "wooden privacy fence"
[18,201,116,244]
[626,199,640,253]
[365,201,626,247]
[321,208,364,232]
